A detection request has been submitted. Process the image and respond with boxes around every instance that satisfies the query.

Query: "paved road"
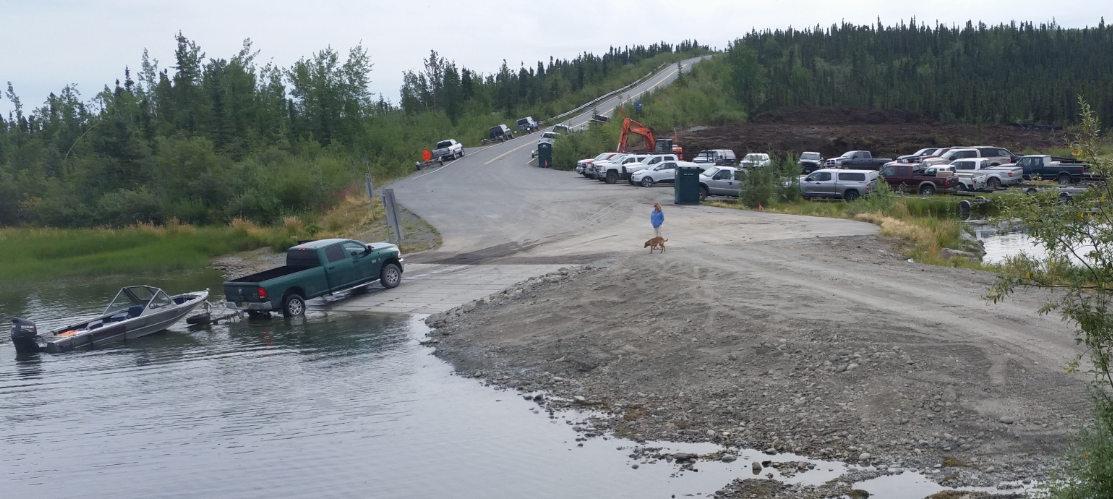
[389,57,876,265]
[342,58,876,314]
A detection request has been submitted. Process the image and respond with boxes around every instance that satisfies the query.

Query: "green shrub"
[846,178,896,216]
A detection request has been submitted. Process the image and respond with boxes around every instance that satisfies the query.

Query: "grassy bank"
[0,194,438,282]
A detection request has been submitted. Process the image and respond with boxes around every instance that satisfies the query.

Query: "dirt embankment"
[679,105,1069,159]
[423,234,1089,493]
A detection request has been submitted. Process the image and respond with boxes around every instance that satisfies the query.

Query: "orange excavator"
[617,118,684,158]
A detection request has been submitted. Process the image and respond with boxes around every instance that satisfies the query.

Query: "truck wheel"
[380,263,402,289]
[955,183,967,191]
[699,186,709,201]
[844,190,860,202]
[606,171,618,184]
[641,177,654,188]
[1057,173,1071,185]
[282,294,306,317]
[987,177,1001,190]
[920,184,936,196]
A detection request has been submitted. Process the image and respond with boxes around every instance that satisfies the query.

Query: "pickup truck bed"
[228,265,317,284]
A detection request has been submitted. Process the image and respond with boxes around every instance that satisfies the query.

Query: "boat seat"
[127,305,144,318]
[105,312,128,323]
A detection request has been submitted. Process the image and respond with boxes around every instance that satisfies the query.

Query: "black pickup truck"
[1016,155,1089,185]
[825,150,892,170]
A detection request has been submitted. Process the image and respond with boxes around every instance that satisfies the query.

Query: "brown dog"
[644,237,668,253]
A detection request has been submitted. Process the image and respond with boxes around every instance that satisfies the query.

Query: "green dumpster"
[674,166,701,205]
[537,142,553,168]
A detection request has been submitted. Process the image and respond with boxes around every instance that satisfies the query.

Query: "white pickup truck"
[432,139,464,160]
[594,154,648,183]
[952,158,1023,190]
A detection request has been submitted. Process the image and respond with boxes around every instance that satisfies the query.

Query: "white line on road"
[484,141,535,164]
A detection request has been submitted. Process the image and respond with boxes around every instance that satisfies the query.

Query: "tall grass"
[0,191,437,282]
[0,223,293,281]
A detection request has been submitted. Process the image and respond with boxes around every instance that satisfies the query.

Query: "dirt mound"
[750,104,933,126]
[680,106,1068,159]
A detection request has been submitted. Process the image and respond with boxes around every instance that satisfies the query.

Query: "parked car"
[595,154,648,182]
[576,152,618,177]
[879,163,960,195]
[893,148,941,164]
[951,158,1024,190]
[516,117,539,132]
[432,139,463,161]
[630,161,700,187]
[825,151,892,170]
[624,154,680,182]
[971,146,1019,165]
[1015,155,1089,185]
[740,153,771,168]
[489,124,513,142]
[698,166,742,199]
[799,169,879,201]
[691,149,737,166]
[223,239,403,317]
[798,152,824,173]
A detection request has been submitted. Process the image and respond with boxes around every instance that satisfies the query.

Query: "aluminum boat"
[10,286,209,354]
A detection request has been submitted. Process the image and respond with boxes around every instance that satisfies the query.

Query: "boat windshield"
[103,286,168,316]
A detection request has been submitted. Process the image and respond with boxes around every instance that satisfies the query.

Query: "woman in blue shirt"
[651,202,664,238]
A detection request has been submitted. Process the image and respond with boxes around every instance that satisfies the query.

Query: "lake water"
[0,271,1034,498]
[0,271,758,498]
[974,222,1099,265]
[977,227,1046,264]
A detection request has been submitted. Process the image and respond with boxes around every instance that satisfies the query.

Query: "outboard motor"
[11,318,41,354]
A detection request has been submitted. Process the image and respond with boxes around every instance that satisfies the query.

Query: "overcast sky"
[1,0,1109,117]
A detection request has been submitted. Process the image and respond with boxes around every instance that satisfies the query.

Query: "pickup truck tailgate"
[224,283,266,304]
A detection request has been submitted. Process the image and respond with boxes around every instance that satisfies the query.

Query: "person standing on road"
[651,202,665,238]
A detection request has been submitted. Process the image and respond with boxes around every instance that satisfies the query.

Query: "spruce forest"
[724,19,1112,124]
[1,20,1110,229]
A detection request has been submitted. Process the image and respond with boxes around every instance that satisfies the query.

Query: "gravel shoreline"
[423,235,1088,496]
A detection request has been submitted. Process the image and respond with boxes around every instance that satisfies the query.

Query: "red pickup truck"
[879,164,960,195]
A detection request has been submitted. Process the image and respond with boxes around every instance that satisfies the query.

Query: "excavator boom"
[617,118,656,154]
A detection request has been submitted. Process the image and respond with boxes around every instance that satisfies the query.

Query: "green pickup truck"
[223,238,404,317]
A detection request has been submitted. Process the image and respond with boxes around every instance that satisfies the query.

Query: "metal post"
[364,155,375,220]
[382,188,404,245]
[365,173,375,219]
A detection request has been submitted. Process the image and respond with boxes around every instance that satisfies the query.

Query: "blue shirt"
[651,210,664,228]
